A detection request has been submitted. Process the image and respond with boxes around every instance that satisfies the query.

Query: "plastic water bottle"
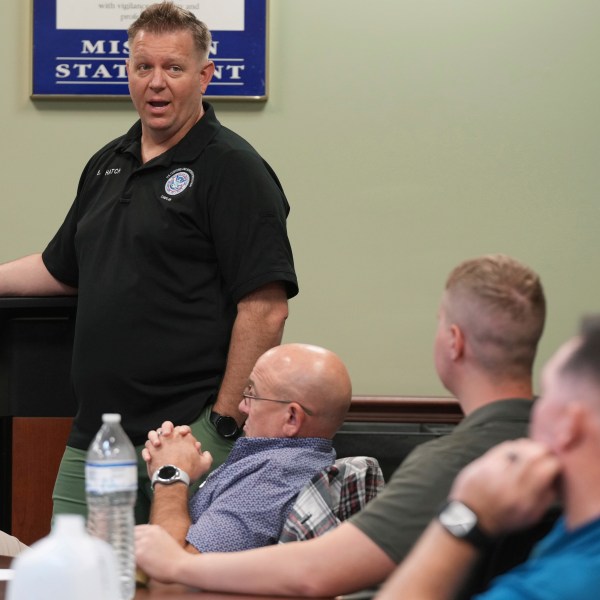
[86,413,137,600]
[7,514,120,600]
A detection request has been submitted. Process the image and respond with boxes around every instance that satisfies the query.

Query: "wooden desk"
[0,556,330,600]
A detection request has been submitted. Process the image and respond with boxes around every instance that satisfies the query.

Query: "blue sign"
[32,0,268,99]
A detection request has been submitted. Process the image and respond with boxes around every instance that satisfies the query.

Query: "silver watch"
[151,465,190,491]
[437,500,492,550]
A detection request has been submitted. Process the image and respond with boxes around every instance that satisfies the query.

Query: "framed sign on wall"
[32,0,268,100]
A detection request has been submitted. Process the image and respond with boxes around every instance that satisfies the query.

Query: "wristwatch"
[210,410,241,439]
[437,500,492,550]
[151,465,190,491]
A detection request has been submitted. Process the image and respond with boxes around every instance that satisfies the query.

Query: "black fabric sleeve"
[207,148,298,303]
[42,197,81,288]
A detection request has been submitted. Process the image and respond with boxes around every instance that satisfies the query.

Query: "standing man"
[376,316,600,600]
[134,254,548,597]
[0,2,298,523]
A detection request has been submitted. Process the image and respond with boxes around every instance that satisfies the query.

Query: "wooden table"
[0,556,331,600]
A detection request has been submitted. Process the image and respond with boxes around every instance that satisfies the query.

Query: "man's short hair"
[445,254,546,379]
[561,315,600,387]
[128,2,212,60]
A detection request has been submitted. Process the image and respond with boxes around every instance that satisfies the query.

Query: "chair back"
[279,456,384,543]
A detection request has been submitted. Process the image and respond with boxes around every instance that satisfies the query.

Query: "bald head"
[246,344,352,439]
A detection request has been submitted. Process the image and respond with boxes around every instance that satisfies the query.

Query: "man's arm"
[375,439,561,600]
[150,486,195,552]
[0,253,77,296]
[136,519,395,597]
[143,422,213,553]
[212,281,288,424]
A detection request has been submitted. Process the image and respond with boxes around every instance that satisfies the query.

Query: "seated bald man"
[141,343,352,553]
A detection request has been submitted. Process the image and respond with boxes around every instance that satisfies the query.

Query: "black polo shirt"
[42,103,298,448]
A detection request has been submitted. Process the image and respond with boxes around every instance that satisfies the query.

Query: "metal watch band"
[437,499,493,550]
[151,464,191,491]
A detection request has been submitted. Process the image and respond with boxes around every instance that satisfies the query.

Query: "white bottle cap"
[102,413,121,424]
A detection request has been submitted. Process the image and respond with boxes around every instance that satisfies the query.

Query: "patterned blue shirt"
[186,436,335,552]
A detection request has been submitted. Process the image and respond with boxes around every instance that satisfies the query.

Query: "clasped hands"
[143,420,213,483]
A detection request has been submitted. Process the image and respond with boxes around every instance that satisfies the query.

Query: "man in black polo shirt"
[0,2,297,523]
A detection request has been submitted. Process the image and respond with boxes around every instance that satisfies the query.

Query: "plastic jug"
[7,514,120,600]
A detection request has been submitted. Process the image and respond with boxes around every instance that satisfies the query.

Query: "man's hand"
[135,524,190,583]
[450,438,561,536]
[143,420,213,483]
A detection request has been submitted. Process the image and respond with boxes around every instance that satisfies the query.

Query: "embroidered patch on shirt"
[165,168,194,196]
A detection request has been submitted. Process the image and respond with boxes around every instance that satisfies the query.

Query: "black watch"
[210,410,241,439]
[437,500,492,550]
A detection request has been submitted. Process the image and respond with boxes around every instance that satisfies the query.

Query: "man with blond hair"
[135,254,548,597]
[377,315,600,600]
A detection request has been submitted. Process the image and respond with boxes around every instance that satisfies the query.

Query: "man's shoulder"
[223,438,333,484]
[85,128,135,167]
[204,126,264,165]
[232,437,333,463]
[398,400,532,477]
[461,397,534,429]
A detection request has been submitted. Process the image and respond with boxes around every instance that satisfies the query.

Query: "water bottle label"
[85,462,137,493]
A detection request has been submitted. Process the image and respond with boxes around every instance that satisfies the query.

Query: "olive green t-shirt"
[350,398,533,562]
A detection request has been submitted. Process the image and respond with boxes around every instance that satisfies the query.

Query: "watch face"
[439,501,477,537]
[216,415,239,437]
[158,465,177,479]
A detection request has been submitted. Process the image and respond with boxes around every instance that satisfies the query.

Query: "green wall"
[1,1,599,396]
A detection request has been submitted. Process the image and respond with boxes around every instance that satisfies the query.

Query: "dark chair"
[332,422,454,481]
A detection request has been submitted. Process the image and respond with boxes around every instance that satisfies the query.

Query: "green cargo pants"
[52,404,234,524]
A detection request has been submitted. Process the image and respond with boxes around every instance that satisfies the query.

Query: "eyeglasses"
[241,392,315,416]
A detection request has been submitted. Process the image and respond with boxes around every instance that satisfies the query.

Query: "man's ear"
[200,60,215,91]
[555,403,584,452]
[282,404,304,437]
[449,324,465,361]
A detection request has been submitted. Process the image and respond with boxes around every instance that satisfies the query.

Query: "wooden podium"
[0,297,77,545]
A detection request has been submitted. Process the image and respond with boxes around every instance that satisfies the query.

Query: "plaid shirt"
[278,456,385,543]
